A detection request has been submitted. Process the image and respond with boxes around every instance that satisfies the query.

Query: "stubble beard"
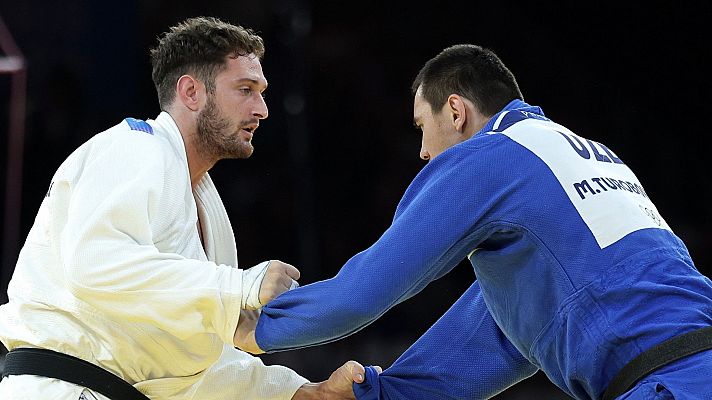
[196,95,254,160]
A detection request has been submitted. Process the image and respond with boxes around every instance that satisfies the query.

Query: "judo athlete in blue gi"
[237,45,712,399]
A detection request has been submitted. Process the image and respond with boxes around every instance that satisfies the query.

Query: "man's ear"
[447,94,468,133]
[176,75,202,111]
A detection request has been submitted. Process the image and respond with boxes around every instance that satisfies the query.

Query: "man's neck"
[185,141,215,189]
[167,108,216,189]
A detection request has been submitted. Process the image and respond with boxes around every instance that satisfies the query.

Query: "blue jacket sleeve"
[354,281,537,399]
[256,148,496,351]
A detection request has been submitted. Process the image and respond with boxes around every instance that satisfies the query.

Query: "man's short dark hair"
[150,16,265,109]
[412,44,523,117]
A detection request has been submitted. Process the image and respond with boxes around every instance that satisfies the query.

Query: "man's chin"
[221,145,254,160]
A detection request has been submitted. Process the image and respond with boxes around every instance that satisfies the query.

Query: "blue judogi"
[256,100,712,399]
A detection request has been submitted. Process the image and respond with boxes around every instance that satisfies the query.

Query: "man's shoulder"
[98,117,160,143]
[90,117,173,157]
[70,117,181,175]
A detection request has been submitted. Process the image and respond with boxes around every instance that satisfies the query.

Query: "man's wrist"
[291,382,321,400]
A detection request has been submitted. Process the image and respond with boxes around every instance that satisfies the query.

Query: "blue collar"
[475,99,548,136]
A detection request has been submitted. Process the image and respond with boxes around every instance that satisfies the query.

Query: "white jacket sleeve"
[49,131,242,345]
[177,346,309,400]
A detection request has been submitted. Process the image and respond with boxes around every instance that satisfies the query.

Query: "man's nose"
[254,95,268,119]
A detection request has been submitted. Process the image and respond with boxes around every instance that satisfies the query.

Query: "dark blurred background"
[0,1,710,398]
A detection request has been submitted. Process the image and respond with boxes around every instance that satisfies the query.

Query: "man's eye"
[240,88,252,95]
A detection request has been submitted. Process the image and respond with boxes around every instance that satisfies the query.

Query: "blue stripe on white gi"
[125,118,153,135]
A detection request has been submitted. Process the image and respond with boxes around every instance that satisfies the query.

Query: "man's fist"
[291,361,383,399]
[259,260,300,306]
[241,260,300,310]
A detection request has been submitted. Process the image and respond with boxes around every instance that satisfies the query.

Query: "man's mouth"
[241,123,258,138]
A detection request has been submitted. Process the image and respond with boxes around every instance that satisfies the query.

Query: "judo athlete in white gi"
[0,17,366,400]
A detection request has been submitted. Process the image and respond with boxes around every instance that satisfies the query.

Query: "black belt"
[1,348,149,400]
[602,326,712,400]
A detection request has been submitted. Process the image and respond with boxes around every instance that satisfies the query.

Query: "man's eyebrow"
[234,78,268,88]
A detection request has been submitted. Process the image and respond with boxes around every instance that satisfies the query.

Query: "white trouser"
[0,375,110,400]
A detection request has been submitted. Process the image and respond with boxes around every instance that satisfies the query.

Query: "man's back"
[459,111,712,397]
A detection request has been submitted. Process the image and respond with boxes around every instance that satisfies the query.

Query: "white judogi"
[0,112,308,399]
